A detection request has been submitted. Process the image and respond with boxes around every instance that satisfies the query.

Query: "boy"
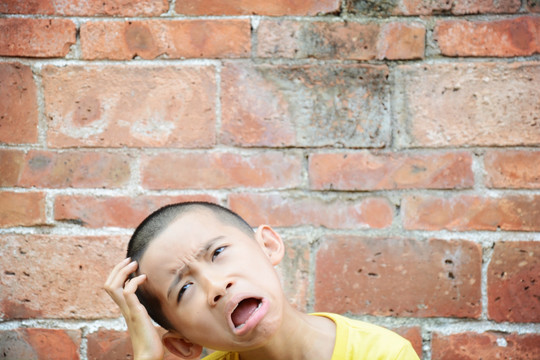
[105,202,420,360]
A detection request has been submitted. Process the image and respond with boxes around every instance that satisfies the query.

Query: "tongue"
[231,298,260,328]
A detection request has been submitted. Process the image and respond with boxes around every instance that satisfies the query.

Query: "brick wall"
[1,1,539,359]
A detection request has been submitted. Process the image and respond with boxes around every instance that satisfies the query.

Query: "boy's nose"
[207,279,233,306]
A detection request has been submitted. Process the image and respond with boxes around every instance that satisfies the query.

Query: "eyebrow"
[166,235,225,301]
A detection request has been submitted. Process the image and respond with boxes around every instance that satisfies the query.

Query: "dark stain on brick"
[0,330,37,359]
[125,22,156,56]
[28,154,51,170]
[1,299,43,319]
[298,22,378,59]
[528,0,539,10]
[300,23,340,58]
[507,18,535,53]
[261,65,389,146]
[347,0,398,15]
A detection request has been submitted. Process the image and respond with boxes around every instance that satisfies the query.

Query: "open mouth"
[231,297,262,329]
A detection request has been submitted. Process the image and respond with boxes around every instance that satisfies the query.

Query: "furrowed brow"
[166,235,226,301]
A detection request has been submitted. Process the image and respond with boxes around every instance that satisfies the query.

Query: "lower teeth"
[235,302,262,329]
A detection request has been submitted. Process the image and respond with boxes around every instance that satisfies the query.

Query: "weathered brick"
[488,241,540,323]
[7,150,131,189]
[0,63,38,144]
[221,62,390,147]
[87,329,177,360]
[175,0,340,15]
[81,19,250,60]
[276,236,311,311]
[0,234,127,319]
[403,195,540,232]
[43,65,216,148]
[0,328,81,360]
[432,332,540,360]
[142,151,302,190]
[257,20,424,60]
[0,149,25,186]
[315,237,482,318]
[484,150,540,189]
[257,20,379,60]
[529,0,540,12]
[0,0,168,16]
[229,193,394,229]
[309,151,473,190]
[435,17,540,57]
[395,62,540,147]
[0,18,75,57]
[347,0,520,15]
[0,191,46,228]
[54,194,217,228]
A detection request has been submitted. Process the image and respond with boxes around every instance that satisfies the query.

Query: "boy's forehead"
[153,210,222,247]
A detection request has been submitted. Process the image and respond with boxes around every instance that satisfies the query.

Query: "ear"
[255,225,285,266]
[162,331,202,360]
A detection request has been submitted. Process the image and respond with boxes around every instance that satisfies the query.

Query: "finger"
[105,260,138,291]
[105,257,132,288]
[124,274,147,309]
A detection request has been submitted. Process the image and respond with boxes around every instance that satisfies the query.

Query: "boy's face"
[138,209,285,352]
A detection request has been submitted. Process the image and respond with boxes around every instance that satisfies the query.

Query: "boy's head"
[127,202,286,358]
[127,202,256,329]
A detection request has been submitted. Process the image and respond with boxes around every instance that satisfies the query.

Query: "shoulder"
[312,313,419,360]
[314,312,405,339]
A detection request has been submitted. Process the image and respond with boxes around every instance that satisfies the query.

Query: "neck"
[237,301,336,360]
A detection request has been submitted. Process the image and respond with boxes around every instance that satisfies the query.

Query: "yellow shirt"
[202,312,420,360]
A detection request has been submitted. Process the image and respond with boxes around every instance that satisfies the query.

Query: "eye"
[177,282,192,303]
[212,246,226,261]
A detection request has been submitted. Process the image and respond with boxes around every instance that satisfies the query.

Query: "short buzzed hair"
[126,201,254,330]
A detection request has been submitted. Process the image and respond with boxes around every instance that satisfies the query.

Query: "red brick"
[0,234,127,319]
[484,150,540,189]
[142,152,302,190]
[0,191,46,228]
[54,194,217,228]
[42,65,216,148]
[0,328,81,360]
[9,150,131,189]
[229,193,394,229]
[315,237,482,318]
[378,22,425,60]
[0,63,38,144]
[435,17,540,57]
[347,0,520,15]
[0,18,75,57]
[432,332,540,360]
[395,62,540,147]
[87,329,177,360]
[220,62,390,147]
[309,151,473,190]
[0,0,168,16]
[403,194,540,232]
[488,241,540,323]
[175,0,340,15]
[81,19,250,60]
[0,149,25,187]
[275,236,311,311]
